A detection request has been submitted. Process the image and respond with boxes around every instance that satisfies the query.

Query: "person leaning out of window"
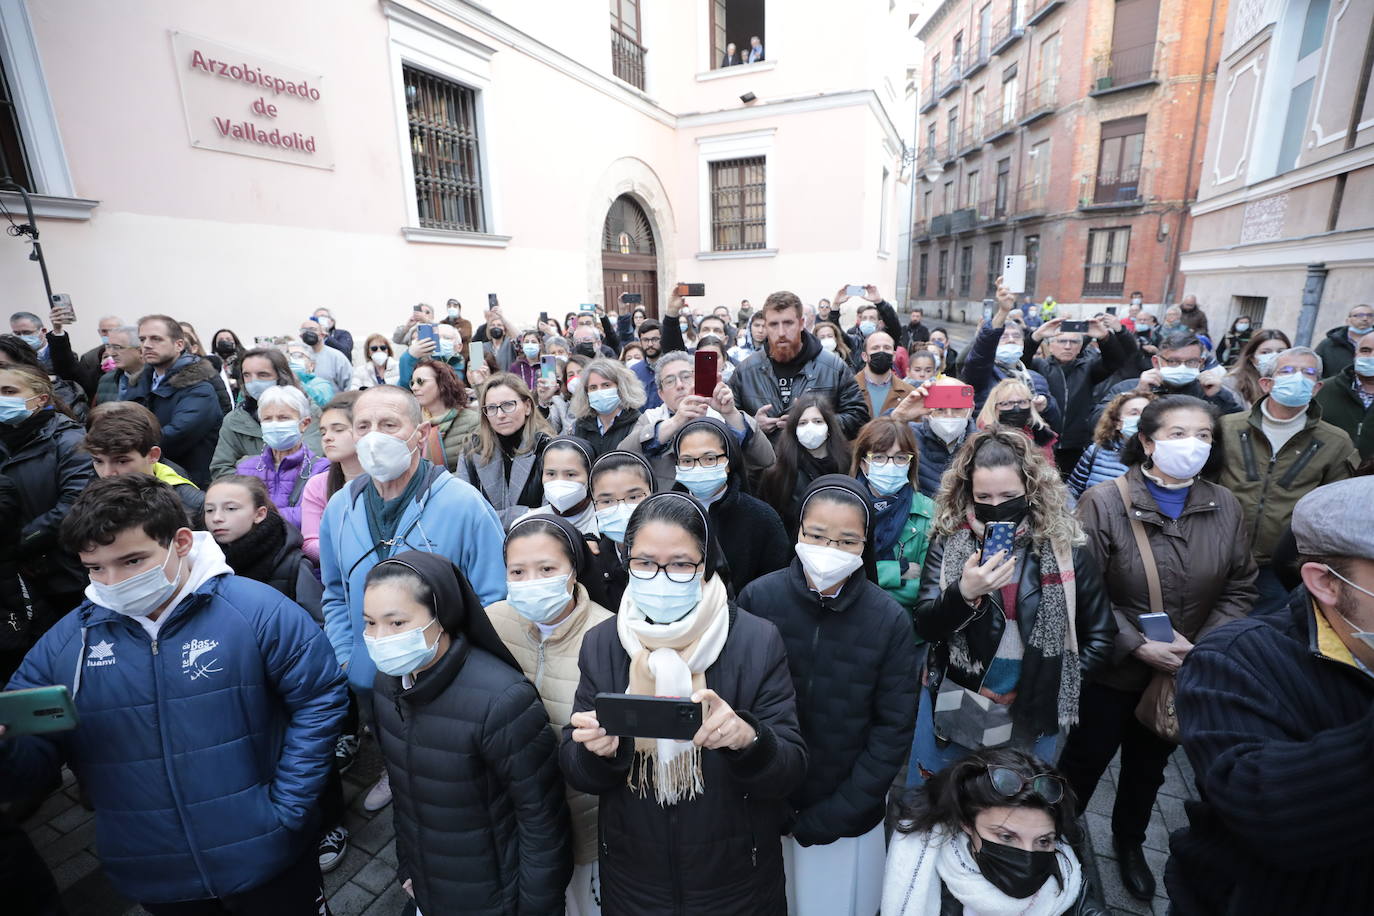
[1056,395,1256,903]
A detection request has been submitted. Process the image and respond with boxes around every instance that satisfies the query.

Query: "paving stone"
[48,801,96,834]
[1156,793,1189,834]
[51,850,101,891]
[327,880,379,916]
[351,855,398,895]
[324,841,371,895]
[40,818,96,867]
[360,882,410,916]
[350,806,395,854]
[1095,853,1154,915]
[376,838,398,866]
[22,789,74,830]
[27,822,63,849]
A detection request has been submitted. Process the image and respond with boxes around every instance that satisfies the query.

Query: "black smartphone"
[694,350,719,397]
[1105,306,1118,315]
[488,293,498,308]
[1060,320,1089,333]
[622,293,643,305]
[982,521,1017,564]
[595,693,702,740]
[539,311,549,324]
[676,283,706,297]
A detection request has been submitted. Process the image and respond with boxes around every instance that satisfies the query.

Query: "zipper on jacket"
[1239,430,1260,482]
[533,641,547,691]
[150,639,158,656]
[1277,439,1324,489]
[803,621,822,703]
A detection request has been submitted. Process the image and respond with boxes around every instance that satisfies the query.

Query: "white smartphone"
[844,284,865,297]
[1002,255,1028,294]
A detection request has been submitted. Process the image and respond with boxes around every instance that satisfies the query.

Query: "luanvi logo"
[86,640,116,668]
[181,638,222,681]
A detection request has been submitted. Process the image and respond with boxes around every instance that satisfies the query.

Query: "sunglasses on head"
[979,762,1066,804]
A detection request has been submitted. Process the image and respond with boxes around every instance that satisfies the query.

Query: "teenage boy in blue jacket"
[0,475,347,913]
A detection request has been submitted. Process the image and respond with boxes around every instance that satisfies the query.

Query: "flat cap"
[1292,477,1374,559]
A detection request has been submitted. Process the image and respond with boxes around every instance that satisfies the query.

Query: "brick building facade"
[909,0,1227,319]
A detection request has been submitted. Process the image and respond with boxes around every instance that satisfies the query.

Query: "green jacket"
[432,407,481,472]
[875,489,936,635]
[210,404,323,481]
[1214,398,1359,564]
[1314,366,1374,459]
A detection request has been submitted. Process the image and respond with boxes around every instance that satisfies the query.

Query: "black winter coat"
[1026,330,1132,451]
[910,418,975,498]
[728,331,871,438]
[373,637,572,916]
[0,409,94,607]
[687,478,791,598]
[123,354,225,486]
[221,517,323,624]
[1166,589,1374,915]
[572,407,642,460]
[738,561,918,845]
[915,537,1116,738]
[560,606,807,916]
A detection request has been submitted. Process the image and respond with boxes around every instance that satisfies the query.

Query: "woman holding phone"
[486,514,614,914]
[1056,396,1255,902]
[910,428,1114,781]
[561,492,806,916]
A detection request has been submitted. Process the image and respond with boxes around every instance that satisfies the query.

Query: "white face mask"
[928,416,967,444]
[85,543,183,617]
[819,337,837,352]
[1150,436,1211,480]
[1328,566,1374,651]
[796,422,829,450]
[795,542,864,592]
[371,350,389,367]
[356,430,417,483]
[543,479,588,513]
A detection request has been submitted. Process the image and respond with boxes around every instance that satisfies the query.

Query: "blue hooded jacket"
[0,574,347,904]
[319,463,507,693]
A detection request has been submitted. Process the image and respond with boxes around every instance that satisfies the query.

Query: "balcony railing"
[1013,181,1048,215]
[1081,167,1148,207]
[945,129,961,162]
[1026,0,1065,27]
[984,107,1018,143]
[964,38,990,76]
[912,217,930,238]
[990,14,1024,54]
[939,57,964,97]
[957,125,983,156]
[920,146,941,170]
[950,207,978,233]
[611,28,646,90]
[1020,78,1058,124]
[931,213,952,236]
[919,83,938,113]
[977,195,1007,223]
[1091,43,1161,95]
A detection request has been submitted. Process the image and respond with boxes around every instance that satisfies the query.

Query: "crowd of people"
[0,284,1371,915]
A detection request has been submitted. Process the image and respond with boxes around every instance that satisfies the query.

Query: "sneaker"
[363,770,392,812]
[318,826,350,873]
[334,734,360,773]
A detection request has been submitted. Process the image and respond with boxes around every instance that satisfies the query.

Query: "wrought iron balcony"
[939,57,964,97]
[1026,0,1065,27]
[963,38,990,77]
[976,195,1007,224]
[1019,78,1058,125]
[957,125,983,157]
[1080,167,1148,208]
[931,213,952,236]
[611,28,646,90]
[983,107,1018,144]
[919,83,938,113]
[950,207,978,234]
[990,14,1024,55]
[1013,181,1047,217]
[1090,43,1161,96]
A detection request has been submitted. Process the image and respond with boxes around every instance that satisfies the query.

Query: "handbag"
[1113,476,1180,744]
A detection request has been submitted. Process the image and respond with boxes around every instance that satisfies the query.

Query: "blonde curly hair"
[932,426,1084,553]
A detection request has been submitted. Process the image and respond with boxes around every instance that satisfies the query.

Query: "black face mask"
[973,836,1061,899]
[998,407,1031,429]
[214,339,236,357]
[489,327,504,339]
[574,342,598,359]
[299,330,320,346]
[973,494,1028,525]
[867,351,894,375]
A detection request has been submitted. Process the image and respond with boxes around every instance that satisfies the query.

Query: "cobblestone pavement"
[30,316,1198,916]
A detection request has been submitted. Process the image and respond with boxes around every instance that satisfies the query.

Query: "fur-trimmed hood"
[126,354,218,392]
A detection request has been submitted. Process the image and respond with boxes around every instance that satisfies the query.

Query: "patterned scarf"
[616,575,731,805]
[938,516,1082,729]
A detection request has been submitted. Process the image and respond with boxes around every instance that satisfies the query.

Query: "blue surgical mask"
[675,464,727,499]
[865,460,909,496]
[859,320,877,336]
[364,617,440,677]
[244,379,274,401]
[1350,325,1372,337]
[0,394,36,424]
[438,339,456,359]
[588,388,621,414]
[1158,365,1200,387]
[522,343,541,361]
[1355,356,1374,378]
[995,344,1023,365]
[629,571,703,624]
[18,334,42,351]
[595,503,635,543]
[506,574,574,625]
[288,361,307,375]
[1120,416,1140,439]
[1255,352,1279,377]
[1234,321,1250,333]
[1269,372,1315,408]
[261,420,304,451]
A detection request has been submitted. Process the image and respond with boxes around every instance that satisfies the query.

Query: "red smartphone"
[923,385,975,410]
[694,350,719,397]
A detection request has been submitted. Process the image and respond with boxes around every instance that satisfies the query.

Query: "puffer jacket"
[1213,398,1359,563]
[221,516,323,624]
[915,536,1117,738]
[960,322,1064,432]
[152,461,206,528]
[431,407,481,472]
[910,418,976,498]
[1067,440,1130,499]
[728,331,871,437]
[1026,329,1133,450]
[210,401,324,480]
[738,561,917,846]
[487,584,614,866]
[560,606,807,916]
[0,574,347,904]
[1074,468,1258,691]
[373,637,571,916]
[1314,324,1360,378]
[123,354,224,485]
[1314,365,1374,458]
[234,444,330,528]
[1,408,94,603]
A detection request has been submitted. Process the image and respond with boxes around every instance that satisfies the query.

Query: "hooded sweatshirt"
[123,532,234,640]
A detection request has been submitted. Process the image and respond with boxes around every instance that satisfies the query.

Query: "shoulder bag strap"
[1114,475,1162,613]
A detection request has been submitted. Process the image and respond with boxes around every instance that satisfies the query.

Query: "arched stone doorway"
[601,195,659,318]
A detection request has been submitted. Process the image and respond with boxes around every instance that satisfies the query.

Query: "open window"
[711,0,766,69]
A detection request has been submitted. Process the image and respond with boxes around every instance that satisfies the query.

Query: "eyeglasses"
[866,452,913,467]
[593,492,648,510]
[639,334,662,345]
[676,452,726,469]
[799,529,865,551]
[1274,365,1320,378]
[995,399,1032,410]
[1158,357,1204,369]
[627,557,703,582]
[369,345,389,353]
[483,399,523,417]
[1350,312,1374,321]
[981,763,1066,804]
[660,370,694,388]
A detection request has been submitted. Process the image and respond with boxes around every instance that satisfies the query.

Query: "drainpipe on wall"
[1295,263,1328,348]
